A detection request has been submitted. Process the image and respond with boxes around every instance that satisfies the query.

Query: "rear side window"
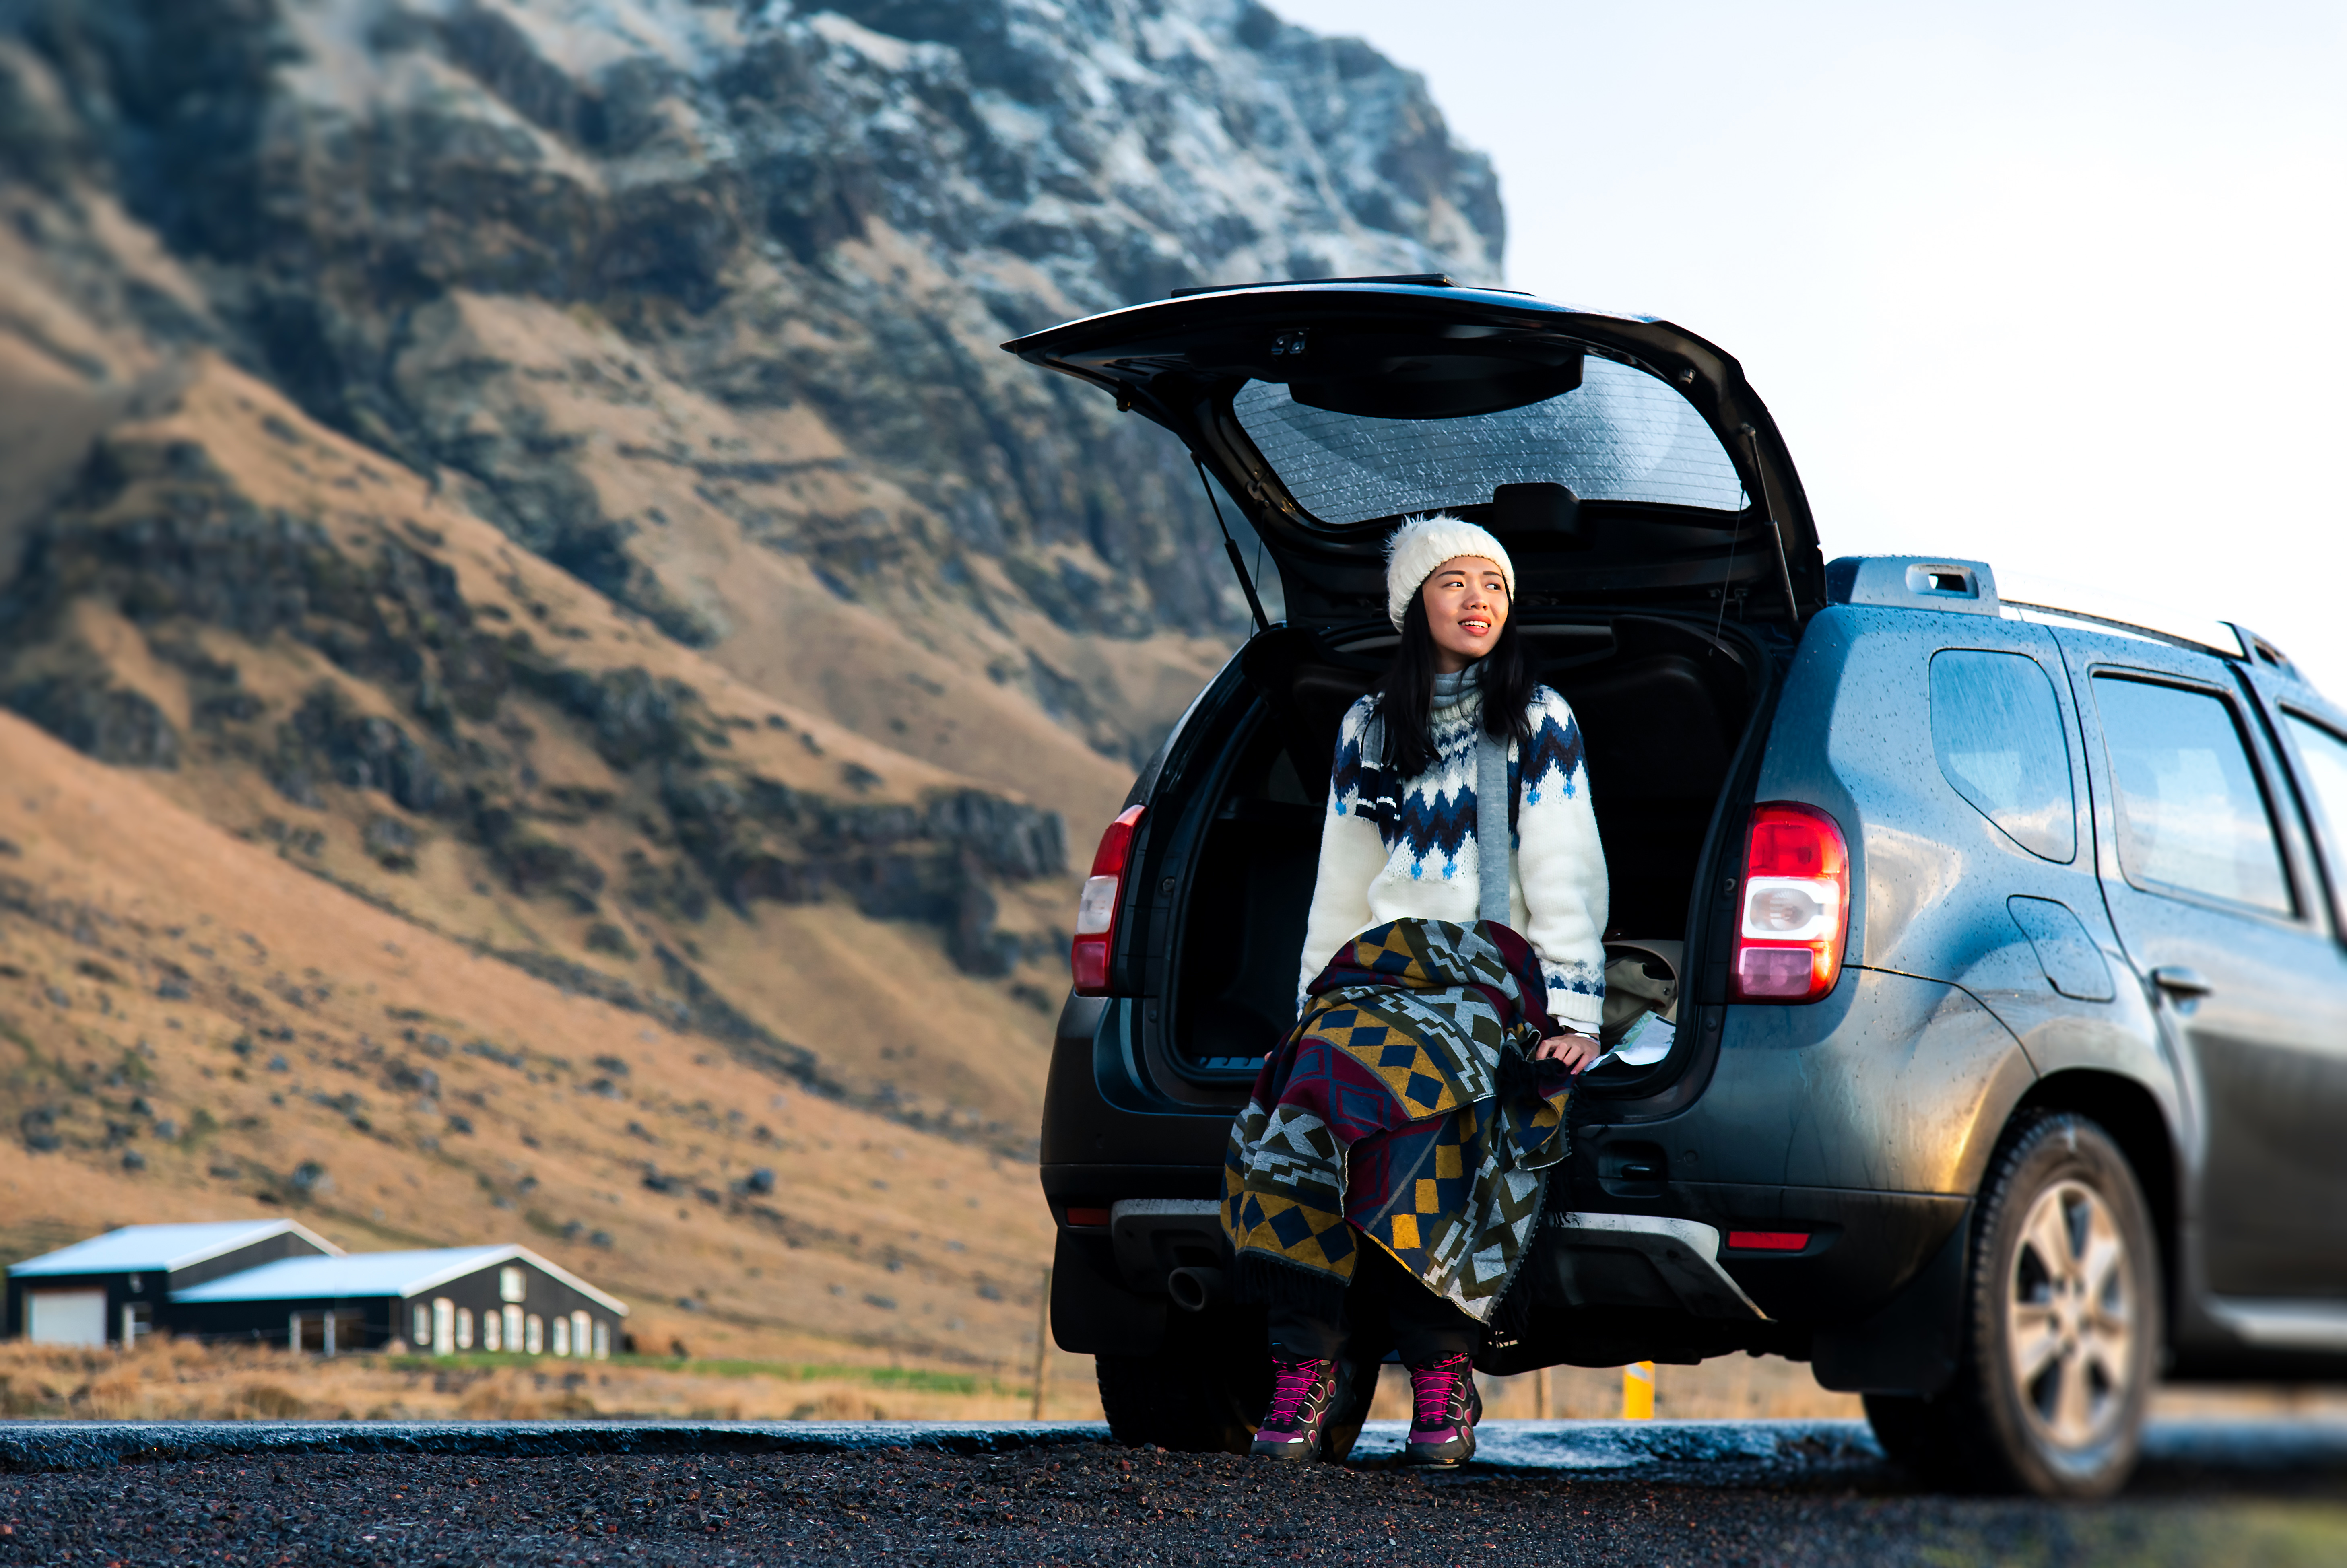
[1928,650,2075,861]
[2093,676,2293,914]
[2283,713,2347,867]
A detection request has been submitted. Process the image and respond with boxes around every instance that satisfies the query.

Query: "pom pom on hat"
[1385,514,1515,629]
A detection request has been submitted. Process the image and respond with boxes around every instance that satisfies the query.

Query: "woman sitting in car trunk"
[1221,513,1608,1467]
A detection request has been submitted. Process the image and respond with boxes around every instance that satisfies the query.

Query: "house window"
[432,1297,455,1356]
[412,1303,432,1346]
[122,1302,153,1348]
[504,1304,523,1352]
[499,1266,526,1303]
[524,1313,544,1354]
[481,1309,501,1352]
[593,1320,610,1360]
[298,1310,365,1355]
[455,1307,474,1350]
[571,1310,591,1359]
[550,1315,570,1357]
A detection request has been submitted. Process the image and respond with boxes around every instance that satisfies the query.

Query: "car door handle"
[2151,965,2212,1001]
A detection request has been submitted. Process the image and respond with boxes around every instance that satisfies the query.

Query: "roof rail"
[1167,273,1452,298]
[2233,624,2300,676]
[1995,570,2247,659]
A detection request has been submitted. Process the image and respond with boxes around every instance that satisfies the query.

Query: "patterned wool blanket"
[1221,919,1576,1322]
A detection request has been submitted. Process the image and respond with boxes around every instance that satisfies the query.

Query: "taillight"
[1071,806,1145,996]
[1730,802,1849,1004]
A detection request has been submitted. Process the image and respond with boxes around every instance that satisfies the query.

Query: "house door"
[26,1289,107,1346]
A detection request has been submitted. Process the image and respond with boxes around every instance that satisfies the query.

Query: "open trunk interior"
[1163,615,1764,1074]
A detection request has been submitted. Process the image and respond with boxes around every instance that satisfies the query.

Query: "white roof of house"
[169,1244,627,1314]
[8,1220,340,1277]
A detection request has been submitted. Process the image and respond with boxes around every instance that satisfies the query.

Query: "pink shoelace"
[1411,1354,1472,1429]
[1262,1358,1328,1428]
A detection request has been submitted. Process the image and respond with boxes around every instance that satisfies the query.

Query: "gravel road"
[1,1425,2345,1568]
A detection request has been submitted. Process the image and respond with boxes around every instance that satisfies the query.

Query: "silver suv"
[1005,278,2347,1496]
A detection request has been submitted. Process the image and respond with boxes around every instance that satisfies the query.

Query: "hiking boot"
[1249,1356,1338,1463]
[1402,1352,1482,1467]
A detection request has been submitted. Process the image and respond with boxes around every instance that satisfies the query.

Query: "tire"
[1873,1112,2160,1498]
[1095,1317,1378,1462]
[1095,1313,1269,1455]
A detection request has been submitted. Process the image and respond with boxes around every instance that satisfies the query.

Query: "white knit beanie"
[1385,513,1516,630]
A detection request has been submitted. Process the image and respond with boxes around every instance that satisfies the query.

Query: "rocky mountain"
[0,0,1500,771]
[0,0,1501,1363]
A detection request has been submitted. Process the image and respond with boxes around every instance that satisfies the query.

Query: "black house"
[6,1220,339,1347]
[169,1244,628,1356]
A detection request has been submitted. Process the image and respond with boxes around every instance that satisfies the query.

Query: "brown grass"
[0,1336,1105,1423]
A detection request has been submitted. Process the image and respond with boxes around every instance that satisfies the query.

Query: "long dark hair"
[1372,593,1537,778]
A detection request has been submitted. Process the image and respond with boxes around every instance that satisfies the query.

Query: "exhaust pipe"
[1165,1266,1229,1313]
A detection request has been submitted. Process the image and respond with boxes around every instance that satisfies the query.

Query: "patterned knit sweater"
[1297,681,1608,1031]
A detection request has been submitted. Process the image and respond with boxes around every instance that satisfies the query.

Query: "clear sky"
[1269,0,2347,699]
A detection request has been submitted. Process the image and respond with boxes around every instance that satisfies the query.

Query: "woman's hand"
[1534,1031,1605,1075]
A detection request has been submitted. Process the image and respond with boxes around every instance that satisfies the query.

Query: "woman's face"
[1419,555,1509,673]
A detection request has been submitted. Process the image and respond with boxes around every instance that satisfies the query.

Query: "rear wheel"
[1095,1314,1268,1455]
[1870,1112,2159,1498]
[1095,1315,1377,1461]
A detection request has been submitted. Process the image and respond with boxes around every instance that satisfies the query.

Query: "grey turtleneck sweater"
[1428,665,1514,929]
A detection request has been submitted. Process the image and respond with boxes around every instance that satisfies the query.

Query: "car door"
[2241,678,2347,1277]
[2050,622,2347,1301]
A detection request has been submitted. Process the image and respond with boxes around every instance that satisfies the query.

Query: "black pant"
[1265,1236,1483,1365]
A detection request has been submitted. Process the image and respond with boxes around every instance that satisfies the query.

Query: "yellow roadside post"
[1622,1360,1655,1420]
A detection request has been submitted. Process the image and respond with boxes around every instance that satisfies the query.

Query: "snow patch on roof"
[170,1245,628,1314]
[8,1221,339,1277]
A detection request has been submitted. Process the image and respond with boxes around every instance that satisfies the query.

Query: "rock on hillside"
[0,0,1502,783]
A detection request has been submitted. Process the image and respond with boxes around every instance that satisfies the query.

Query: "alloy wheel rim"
[2005,1179,2136,1451]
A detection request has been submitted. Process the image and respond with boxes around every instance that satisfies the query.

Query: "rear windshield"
[1231,355,1746,525]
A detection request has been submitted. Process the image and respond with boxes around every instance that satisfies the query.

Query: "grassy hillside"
[0,689,1082,1383]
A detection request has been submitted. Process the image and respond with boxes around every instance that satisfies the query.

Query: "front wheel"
[1873,1112,2159,1498]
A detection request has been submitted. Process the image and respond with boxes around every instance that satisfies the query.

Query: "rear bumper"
[1044,1166,1967,1363]
[1684,1184,1968,1323]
